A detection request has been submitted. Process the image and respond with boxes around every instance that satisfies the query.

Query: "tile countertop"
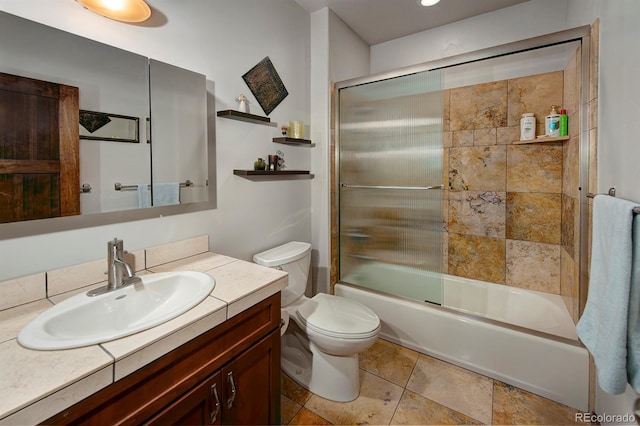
[0,252,287,425]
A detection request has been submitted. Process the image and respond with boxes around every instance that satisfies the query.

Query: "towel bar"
[114,180,193,191]
[586,187,640,214]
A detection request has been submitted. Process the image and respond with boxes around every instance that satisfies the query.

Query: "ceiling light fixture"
[418,0,441,6]
[76,0,151,23]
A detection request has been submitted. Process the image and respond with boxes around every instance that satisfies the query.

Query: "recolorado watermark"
[575,412,636,424]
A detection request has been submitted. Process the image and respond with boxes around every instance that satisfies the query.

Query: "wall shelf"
[513,135,570,145]
[233,169,314,180]
[273,137,315,147]
[216,110,276,127]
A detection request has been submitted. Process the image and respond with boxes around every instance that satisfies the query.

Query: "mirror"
[0,11,215,238]
[79,111,140,143]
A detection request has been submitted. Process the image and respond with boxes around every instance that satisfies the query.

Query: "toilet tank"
[253,242,311,306]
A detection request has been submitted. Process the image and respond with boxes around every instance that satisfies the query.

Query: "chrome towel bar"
[587,187,640,214]
[114,180,193,191]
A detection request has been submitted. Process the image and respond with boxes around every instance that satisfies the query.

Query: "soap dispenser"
[545,105,560,137]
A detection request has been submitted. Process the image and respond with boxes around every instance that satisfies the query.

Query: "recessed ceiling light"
[418,0,441,6]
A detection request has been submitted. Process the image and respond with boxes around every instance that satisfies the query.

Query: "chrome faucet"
[87,238,141,297]
[107,238,138,289]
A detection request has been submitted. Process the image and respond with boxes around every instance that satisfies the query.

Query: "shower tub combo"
[337,262,589,411]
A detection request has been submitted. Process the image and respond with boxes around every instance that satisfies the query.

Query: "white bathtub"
[336,264,589,411]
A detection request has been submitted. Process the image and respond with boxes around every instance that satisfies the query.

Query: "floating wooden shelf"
[233,169,314,180]
[272,137,315,147]
[514,135,570,145]
[217,110,276,127]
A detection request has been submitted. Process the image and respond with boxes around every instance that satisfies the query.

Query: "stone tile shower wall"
[443,71,576,297]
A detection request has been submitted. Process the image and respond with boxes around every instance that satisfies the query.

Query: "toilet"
[253,241,380,402]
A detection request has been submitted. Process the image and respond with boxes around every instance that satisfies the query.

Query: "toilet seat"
[296,293,380,339]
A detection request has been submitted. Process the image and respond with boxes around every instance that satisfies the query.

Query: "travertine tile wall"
[443,70,573,296]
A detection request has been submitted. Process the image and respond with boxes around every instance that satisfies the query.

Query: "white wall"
[0,0,311,280]
[309,8,369,294]
[370,0,640,419]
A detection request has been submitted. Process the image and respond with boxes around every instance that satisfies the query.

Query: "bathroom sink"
[18,271,215,350]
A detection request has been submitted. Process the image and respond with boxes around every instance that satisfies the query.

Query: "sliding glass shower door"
[338,70,443,304]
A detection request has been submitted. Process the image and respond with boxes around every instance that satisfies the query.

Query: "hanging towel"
[152,182,180,206]
[137,184,150,208]
[627,214,640,391]
[577,194,640,394]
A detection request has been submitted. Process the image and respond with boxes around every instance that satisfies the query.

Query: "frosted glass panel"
[338,70,443,304]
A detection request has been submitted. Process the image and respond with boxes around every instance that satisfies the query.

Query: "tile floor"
[280,339,583,425]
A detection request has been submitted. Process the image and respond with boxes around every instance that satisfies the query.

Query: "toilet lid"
[296,293,380,339]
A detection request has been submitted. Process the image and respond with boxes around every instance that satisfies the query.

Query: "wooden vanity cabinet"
[44,293,281,425]
[147,331,279,426]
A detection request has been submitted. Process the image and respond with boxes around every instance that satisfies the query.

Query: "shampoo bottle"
[545,105,560,137]
[559,109,568,136]
[520,113,536,140]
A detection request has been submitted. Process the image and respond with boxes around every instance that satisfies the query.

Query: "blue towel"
[152,182,180,206]
[577,195,640,394]
[627,214,640,391]
[137,184,150,208]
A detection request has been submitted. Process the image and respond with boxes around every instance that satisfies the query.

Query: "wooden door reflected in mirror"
[0,72,80,223]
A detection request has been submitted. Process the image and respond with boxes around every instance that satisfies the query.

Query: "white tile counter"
[0,237,287,424]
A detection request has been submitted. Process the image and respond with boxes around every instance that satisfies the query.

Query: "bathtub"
[337,263,589,411]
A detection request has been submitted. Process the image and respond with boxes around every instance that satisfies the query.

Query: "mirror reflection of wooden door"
[0,72,79,223]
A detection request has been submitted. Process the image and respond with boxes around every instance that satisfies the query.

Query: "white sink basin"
[18,271,215,351]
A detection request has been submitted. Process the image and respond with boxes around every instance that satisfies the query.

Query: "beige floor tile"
[281,394,303,425]
[492,381,581,425]
[406,355,493,424]
[288,408,333,425]
[282,372,313,406]
[359,339,420,387]
[391,389,483,425]
[305,370,403,425]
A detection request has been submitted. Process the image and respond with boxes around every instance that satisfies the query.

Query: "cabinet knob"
[227,371,237,409]
[210,383,221,424]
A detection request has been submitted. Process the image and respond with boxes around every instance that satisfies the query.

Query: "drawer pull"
[227,371,237,409]
[210,383,221,424]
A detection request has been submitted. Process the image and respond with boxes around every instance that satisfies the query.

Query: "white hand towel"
[577,194,640,394]
[152,182,180,206]
[137,184,150,208]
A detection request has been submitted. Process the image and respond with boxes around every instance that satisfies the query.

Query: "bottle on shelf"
[545,105,560,137]
[520,113,536,140]
[559,108,568,137]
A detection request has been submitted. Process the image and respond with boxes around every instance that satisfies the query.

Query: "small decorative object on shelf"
[281,125,288,136]
[268,154,279,171]
[289,120,304,139]
[254,157,266,171]
[276,150,285,169]
[236,94,250,113]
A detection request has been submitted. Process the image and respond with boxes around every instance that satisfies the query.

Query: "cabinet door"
[222,330,280,425]
[146,371,223,426]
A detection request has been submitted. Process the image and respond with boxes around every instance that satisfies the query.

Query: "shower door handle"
[340,184,444,190]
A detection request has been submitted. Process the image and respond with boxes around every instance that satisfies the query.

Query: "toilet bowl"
[254,241,380,402]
